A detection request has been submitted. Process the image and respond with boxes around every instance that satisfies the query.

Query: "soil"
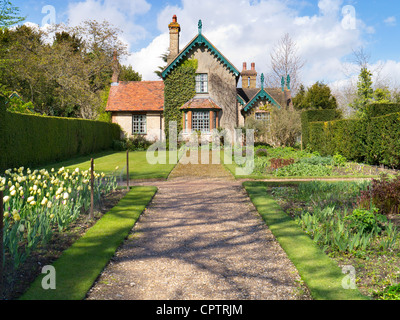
[1,189,128,300]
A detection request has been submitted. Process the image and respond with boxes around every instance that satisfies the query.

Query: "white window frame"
[192,111,210,132]
[255,112,271,126]
[132,114,147,135]
[195,74,208,93]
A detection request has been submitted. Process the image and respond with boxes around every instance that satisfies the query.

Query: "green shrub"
[255,148,268,157]
[112,139,126,151]
[308,112,400,168]
[301,109,342,149]
[1,111,121,171]
[367,103,400,118]
[275,162,333,177]
[376,284,400,300]
[126,135,152,151]
[0,95,6,170]
[344,207,386,234]
[298,155,334,166]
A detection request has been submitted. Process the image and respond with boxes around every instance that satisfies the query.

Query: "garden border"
[19,186,157,300]
[243,181,368,300]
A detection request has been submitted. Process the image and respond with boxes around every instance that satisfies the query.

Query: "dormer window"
[195,74,208,93]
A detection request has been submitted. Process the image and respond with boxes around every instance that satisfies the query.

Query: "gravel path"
[86,156,311,300]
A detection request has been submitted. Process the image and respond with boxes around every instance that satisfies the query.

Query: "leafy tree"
[0,0,24,29]
[0,20,131,119]
[373,87,391,104]
[350,67,374,118]
[154,52,168,79]
[293,84,306,109]
[303,82,338,110]
[119,65,142,81]
[294,82,338,110]
[270,106,301,147]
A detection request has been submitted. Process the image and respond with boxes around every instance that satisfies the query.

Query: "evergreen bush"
[1,110,121,171]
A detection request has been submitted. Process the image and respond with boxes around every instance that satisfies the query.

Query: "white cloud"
[384,16,397,27]
[62,0,400,91]
[132,0,365,84]
[66,0,152,44]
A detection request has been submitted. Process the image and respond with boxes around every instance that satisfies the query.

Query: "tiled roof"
[106,81,164,112]
[180,98,222,110]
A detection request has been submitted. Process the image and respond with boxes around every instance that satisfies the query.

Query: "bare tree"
[266,33,305,93]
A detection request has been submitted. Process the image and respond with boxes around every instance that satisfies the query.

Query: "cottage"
[106,16,292,141]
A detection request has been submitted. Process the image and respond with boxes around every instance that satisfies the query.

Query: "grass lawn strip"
[39,151,176,181]
[244,181,368,300]
[19,186,157,300]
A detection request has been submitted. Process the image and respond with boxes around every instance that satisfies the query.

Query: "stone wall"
[112,112,164,141]
[187,47,238,131]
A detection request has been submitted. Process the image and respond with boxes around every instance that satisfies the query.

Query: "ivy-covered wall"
[163,59,197,141]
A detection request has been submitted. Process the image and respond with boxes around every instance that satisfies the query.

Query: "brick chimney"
[111,50,120,86]
[167,15,181,64]
[241,62,257,89]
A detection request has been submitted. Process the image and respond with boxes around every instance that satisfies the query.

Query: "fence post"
[90,158,94,220]
[126,150,130,191]
[0,190,4,298]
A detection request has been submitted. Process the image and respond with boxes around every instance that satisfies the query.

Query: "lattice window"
[192,111,210,132]
[195,74,208,93]
[255,112,271,126]
[132,114,146,134]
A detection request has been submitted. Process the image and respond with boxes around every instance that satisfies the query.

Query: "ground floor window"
[192,111,210,132]
[255,112,271,126]
[132,114,146,134]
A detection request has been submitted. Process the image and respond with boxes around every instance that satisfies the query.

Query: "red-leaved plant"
[357,173,400,216]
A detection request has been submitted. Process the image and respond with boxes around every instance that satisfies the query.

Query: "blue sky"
[10,0,400,89]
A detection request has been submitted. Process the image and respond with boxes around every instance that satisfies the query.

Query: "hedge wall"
[309,112,400,168]
[0,96,6,170]
[0,110,121,171]
[367,103,400,118]
[301,109,342,149]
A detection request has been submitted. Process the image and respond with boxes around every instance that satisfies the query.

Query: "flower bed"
[1,166,118,269]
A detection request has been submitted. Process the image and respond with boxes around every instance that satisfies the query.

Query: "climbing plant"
[163,59,197,142]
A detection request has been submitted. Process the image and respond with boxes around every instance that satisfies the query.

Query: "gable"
[161,31,240,79]
[242,88,282,112]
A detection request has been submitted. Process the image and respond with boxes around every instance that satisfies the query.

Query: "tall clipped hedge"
[163,59,197,141]
[301,109,342,149]
[0,96,6,170]
[366,103,400,118]
[0,110,121,171]
[309,112,400,168]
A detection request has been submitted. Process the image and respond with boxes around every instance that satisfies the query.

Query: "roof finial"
[261,73,264,90]
[198,20,202,34]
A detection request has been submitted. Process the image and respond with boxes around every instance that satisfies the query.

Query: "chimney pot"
[172,15,177,23]
[243,62,247,71]
[251,63,255,71]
